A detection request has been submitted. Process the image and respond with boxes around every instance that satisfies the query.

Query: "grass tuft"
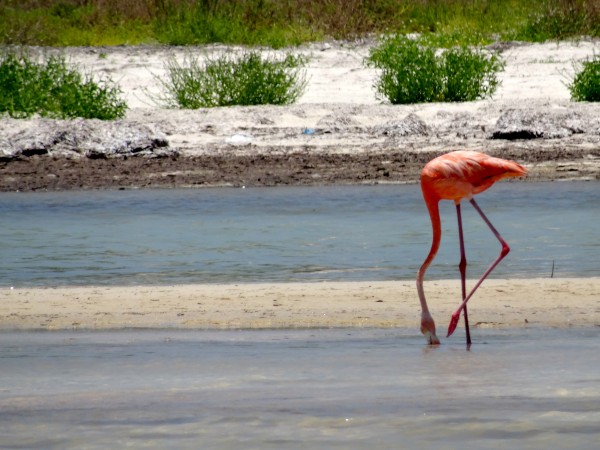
[366,36,504,104]
[0,50,127,120]
[153,50,308,108]
[366,36,442,104]
[568,55,600,102]
[442,45,505,102]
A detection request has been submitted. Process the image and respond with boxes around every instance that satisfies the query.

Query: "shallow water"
[1,328,599,449]
[0,182,598,287]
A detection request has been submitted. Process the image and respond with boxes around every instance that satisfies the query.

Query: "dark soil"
[2,146,597,191]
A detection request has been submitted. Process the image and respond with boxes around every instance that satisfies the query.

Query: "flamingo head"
[421,313,440,345]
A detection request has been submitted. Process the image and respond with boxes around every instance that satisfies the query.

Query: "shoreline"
[2,278,598,332]
[2,144,598,192]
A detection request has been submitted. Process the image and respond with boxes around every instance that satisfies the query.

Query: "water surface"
[1,328,599,449]
[0,182,598,287]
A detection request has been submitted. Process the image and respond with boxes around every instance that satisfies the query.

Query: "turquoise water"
[1,328,599,449]
[0,182,598,287]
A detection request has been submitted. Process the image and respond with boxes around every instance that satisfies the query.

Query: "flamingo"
[416,150,527,345]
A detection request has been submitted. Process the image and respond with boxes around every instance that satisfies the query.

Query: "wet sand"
[1,278,598,331]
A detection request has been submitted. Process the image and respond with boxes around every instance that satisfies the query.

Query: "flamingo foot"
[447,312,461,338]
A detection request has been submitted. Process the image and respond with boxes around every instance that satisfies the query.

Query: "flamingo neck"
[416,197,442,316]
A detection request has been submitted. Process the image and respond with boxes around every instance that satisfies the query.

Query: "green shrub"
[366,36,443,104]
[366,36,504,104]
[0,50,127,119]
[442,45,505,102]
[568,55,600,102]
[153,51,308,108]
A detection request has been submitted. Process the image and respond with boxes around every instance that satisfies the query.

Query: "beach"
[2,278,599,332]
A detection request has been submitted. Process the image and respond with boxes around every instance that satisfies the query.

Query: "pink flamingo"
[416,150,527,345]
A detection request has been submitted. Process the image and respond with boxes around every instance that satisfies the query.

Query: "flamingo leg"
[455,203,472,346]
[447,198,510,338]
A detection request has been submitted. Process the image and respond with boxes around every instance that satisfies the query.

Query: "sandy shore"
[1,278,598,332]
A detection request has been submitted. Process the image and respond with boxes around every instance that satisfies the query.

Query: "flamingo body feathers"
[421,150,527,204]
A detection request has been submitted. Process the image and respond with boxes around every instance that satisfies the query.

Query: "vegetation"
[366,36,504,104]
[0,0,598,48]
[568,55,600,101]
[441,45,504,102]
[153,51,307,108]
[0,50,127,119]
[515,0,600,42]
[0,1,596,114]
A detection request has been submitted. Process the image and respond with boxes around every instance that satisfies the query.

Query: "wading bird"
[416,150,527,345]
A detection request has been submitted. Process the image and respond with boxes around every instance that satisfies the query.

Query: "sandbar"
[1,278,598,332]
